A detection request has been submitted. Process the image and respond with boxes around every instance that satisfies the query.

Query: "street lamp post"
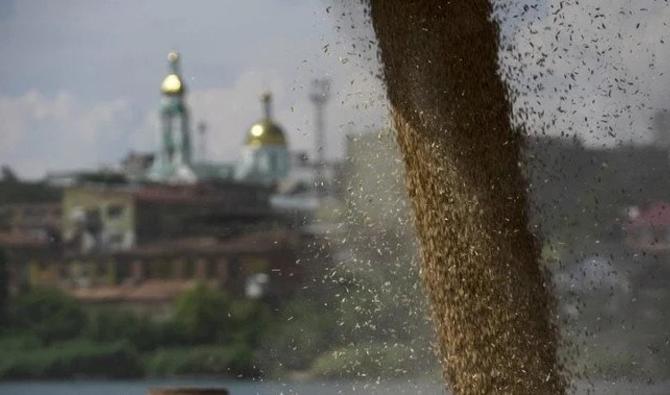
[309,79,330,197]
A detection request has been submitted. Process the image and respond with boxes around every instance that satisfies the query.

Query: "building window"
[108,233,123,246]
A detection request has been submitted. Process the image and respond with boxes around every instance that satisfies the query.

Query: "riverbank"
[2,378,670,395]
[0,285,438,381]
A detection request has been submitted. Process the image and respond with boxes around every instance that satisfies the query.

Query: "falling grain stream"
[369,2,565,393]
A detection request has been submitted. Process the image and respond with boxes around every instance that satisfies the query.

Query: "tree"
[11,287,86,343]
[0,249,8,328]
[173,284,232,344]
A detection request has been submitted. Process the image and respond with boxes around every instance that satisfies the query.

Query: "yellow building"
[63,186,135,252]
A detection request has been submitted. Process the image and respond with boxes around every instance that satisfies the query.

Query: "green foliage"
[173,284,232,344]
[0,333,42,351]
[0,339,142,379]
[144,344,256,377]
[310,342,423,379]
[257,299,337,372]
[227,299,270,347]
[11,287,86,343]
[171,284,270,346]
[0,248,8,328]
[83,307,181,351]
[0,285,335,379]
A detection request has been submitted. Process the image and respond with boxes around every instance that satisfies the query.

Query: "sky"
[0,0,385,178]
[500,0,670,149]
[1,0,670,179]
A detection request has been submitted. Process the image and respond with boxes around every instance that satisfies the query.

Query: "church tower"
[235,93,290,185]
[148,51,196,183]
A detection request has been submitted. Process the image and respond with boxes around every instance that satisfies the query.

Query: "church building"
[235,92,290,185]
[146,51,290,187]
[147,51,197,183]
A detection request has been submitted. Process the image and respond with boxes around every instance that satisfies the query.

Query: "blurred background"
[0,1,670,394]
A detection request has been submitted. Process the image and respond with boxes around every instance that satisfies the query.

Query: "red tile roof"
[0,232,48,248]
[70,279,199,303]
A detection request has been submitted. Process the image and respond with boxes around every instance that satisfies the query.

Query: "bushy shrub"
[227,299,270,347]
[84,307,181,351]
[310,342,421,379]
[0,285,274,379]
[145,344,256,377]
[10,287,86,343]
[0,333,41,351]
[173,284,232,344]
[0,339,142,379]
[257,299,336,372]
[0,248,8,328]
[172,284,269,346]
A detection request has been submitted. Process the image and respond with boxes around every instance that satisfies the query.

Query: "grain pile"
[369,2,565,393]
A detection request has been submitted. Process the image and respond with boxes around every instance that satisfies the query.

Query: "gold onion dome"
[161,74,183,95]
[245,93,287,146]
[161,51,184,95]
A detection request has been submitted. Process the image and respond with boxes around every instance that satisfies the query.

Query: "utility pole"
[309,79,330,196]
[197,121,207,163]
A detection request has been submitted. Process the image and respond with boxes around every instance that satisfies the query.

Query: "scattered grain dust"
[370,2,566,393]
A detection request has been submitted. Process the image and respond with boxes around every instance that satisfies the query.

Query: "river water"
[0,379,444,395]
[1,379,670,395]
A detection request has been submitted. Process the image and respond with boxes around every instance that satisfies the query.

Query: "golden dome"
[161,51,185,95]
[245,119,287,146]
[161,74,183,95]
[245,92,286,146]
